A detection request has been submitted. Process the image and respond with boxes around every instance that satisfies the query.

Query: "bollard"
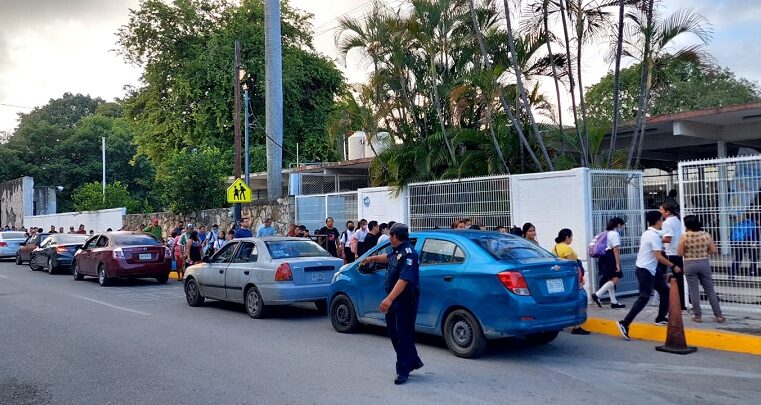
[656,277,697,355]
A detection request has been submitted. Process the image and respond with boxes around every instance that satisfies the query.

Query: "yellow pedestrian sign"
[227,179,252,203]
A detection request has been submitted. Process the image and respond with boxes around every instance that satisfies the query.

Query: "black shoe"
[394,374,409,385]
[591,293,602,308]
[412,361,424,372]
[617,321,630,341]
[611,303,626,309]
[571,327,591,335]
[654,318,668,325]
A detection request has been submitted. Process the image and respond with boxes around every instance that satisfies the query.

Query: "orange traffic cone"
[656,277,697,355]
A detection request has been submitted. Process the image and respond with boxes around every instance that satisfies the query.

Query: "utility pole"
[265,0,283,200]
[233,40,242,224]
[101,137,106,203]
[244,85,251,186]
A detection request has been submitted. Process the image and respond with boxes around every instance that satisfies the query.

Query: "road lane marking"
[72,295,151,316]
[0,274,8,279]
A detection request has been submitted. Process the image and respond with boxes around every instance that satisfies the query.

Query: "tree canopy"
[72,181,142,213]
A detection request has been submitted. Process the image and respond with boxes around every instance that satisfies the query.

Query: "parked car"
[328,230,588,358]
[29,234,90,274]
[72,232,172,286]
[16,233,51,265]
[183,237,344,318]
[0,231,27,259]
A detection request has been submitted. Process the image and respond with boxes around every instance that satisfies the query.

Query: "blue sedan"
[328,230,587,358]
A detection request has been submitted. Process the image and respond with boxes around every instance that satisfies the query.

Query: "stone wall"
[0,177,34,228]
[122,198,294,240]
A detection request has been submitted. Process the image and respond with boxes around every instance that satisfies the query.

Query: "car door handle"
[243,271,250,275]
[219,270,224,274]
[443,276,454,282]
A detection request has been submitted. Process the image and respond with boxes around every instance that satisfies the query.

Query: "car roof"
[232,236,314,242]
[410,229,510,237]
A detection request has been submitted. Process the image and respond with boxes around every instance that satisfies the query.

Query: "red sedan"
[72,232,172,286]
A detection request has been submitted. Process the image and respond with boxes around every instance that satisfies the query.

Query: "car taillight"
[0,242,7,247]
[55,246,67,254]
[275,263,293,281]
[497,271,530,296]
[112,248,125,260]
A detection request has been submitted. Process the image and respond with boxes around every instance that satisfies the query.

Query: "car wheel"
[329,294,359,333]
[244,285,267,319]
[443,309,487,358]
[47,257,55,275]
[184,278,205,307]
[29,254,40,271]
[525,330,560,345]
[15,254,22,265]
[72,261,84,281]
[155,273,169,284]
[314,299,328,314]
[97,264,110,287]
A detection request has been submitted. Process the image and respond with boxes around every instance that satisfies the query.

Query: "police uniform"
[385,239,422,380]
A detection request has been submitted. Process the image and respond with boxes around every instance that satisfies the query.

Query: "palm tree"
[607,0,626,167]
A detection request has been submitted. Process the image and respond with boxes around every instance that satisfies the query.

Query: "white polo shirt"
[606,230,621,251]
[635,227,664,275]
[661,216,682,257]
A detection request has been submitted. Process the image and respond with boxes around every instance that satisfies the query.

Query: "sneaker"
[611,303,626,309]
[394,374,409,385]
[691,316,703,323]
[571,327,591,335]
[617,321,630,341]
[591,293,602,308]
[654,318,668,325]
[715,316,726,323]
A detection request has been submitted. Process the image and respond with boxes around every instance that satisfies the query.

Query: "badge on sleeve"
[396,253,402,260]
[405,247,412,254]
[406,258,413,266]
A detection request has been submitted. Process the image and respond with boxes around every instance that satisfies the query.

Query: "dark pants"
[385,292,421,377]
[668,255,686,310]
[343,247,355,263]
[731,246,758,276]
[622,267,669,327]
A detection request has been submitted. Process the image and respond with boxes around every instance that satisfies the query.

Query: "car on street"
[15,233,51,265]
[29,233,90,274]
[0,231,27,259]
[328,230,588,358]
[183,237,344,318]
[72,232,172,286]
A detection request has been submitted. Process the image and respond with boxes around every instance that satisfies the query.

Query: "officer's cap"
[389,223,409,240]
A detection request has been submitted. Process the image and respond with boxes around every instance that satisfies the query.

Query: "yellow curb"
[583,317,761,356]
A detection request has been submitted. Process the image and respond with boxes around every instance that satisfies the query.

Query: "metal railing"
[294,192,358,237]
[298,174,369,196]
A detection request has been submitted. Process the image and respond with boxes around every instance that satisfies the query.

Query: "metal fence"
[588,170,645,295]
[294,192,358,237]
[643,170,678,210]
[407,176,511,231]
[298,174,369,196]
[679,155,761,313]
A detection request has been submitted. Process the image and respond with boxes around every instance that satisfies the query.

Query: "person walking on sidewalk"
[661,202,686,310]
[678,215,725,324]
[617,211,680,341]
[592,218,627,309]
[552,228,591,335]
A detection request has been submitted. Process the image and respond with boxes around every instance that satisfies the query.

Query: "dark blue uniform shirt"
[384,240,419,294]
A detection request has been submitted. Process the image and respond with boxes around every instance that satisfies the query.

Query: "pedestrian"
[661,202,686,310]
[58,226,64,234]
[68,226,75,234]
[339,220,356,263]
[49,225,57,234]
[552,228,591,335]
[234,218,254,238]
[76,224,86,235]
[143,217,163,242]
[678,215,725,324]
[318,217,341,257]
[617,211,679,341]
[106,228,113,232]
[185,230,203,270]
[463,218,472,228]
[509,226,523,237]
[215,230,232,251]
[173,229,185,281]
[495,225,507,233]
[257,218,276,237]
[198,225,207,243]
[730,212,759,278]
[364,220,380,251]
[353,219,369,256]
[523,223,538,245]
[89,230,94,235]
[179,224,195,248]
[591,218,627,309]
[361,223,423,385]
[203,224,220,256]
[297,225,310,238]
[377,223,390,245]
[286,223,298,237]
[664,189,680,213]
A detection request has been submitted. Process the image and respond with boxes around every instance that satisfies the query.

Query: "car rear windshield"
[0,232,26,239]
[467,234,555,260]
[265,240,330,259]
[54,235,89,244]
[113,235,161,246]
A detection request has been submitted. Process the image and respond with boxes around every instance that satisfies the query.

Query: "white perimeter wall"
[25,208,126,233]
[357,186,408,225]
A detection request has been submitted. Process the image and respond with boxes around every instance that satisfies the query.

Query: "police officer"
[362,223,423,385]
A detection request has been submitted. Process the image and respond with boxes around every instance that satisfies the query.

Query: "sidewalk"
[583,296,761,355]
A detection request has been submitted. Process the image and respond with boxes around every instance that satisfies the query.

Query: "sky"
[0,0,759,134]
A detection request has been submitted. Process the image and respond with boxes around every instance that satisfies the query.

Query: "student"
[552,229,591,336]
[678,215,725,323]
[617,211,679,341]
[377,223,390,245]
[661,202,686,310]
[353,219,369,256]
[340,221,356,262]
[364,221,381,251]
[592,218,627,309]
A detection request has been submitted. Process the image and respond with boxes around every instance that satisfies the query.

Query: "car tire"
[244,285,267,319]
[155,273,169,284]
[97,264,110,287]
[314,299,328,315]
[29,254,40,271]
[47,257,55,275]
[72,261,84,280]
[329,294,359,333]
[184,278,205,307]
[443,309,487,358]
[525,330,560,345]
[15,254,22,265]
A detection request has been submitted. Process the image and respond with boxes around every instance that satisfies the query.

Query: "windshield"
[54,234,89,244]
[467,233,554,260]
[266,240,330,259]
[0,232,26,240]
[113,234,161,246]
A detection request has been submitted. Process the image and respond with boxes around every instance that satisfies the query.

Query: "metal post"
[244,88,250,186]
[233,40,242,224]
[265,0,284,200]
[101,137,106,203]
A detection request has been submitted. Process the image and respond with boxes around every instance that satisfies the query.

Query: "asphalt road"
[1,260,761,405]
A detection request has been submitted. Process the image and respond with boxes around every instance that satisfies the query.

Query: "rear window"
[54,235,89,244]
[468,234,554,260]
[0,232,26,239]
[265,240,330,259]
[113,234,161,246]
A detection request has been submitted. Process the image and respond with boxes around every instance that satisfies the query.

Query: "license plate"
[311,272,326,282]
[546,278,565,293]
[139,253,152,261]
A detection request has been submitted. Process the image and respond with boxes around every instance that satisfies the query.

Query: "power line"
[312,0,373,32]
[0,103,33,110]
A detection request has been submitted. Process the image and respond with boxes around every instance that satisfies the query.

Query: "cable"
[0,103,33,110]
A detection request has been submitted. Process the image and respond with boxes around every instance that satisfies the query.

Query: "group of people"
[291,217,397,264]
[8,224,97,237]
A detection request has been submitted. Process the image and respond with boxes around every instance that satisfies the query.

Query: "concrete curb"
[583,317,761,356]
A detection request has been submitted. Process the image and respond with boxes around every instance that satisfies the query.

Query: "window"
[420,239,465,265]
[212,242,238,263]
[55,234,90,244]
[265,240,329,260]
[468,234,554,260]
[233,242,258,263]
[95,236,109,248]
[41,237,54,248]
[113,234,160,246]
[83,236,99,250]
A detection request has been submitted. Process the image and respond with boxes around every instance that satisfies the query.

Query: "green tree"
[155,147,229,214]
[72,181,142,213]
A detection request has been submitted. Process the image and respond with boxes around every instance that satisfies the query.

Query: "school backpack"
[587,231,608,258]
[350,235,359,255]
[731,219,757,242]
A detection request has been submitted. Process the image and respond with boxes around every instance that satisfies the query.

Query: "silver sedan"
[0,231,27,259]
[183,237,344,318]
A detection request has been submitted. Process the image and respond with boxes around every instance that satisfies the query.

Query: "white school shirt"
[661,216,682,257]
[606,230,621,251]
[353,228,368,243]
[635,227,664,275]
[339,229,355,246]
[377,233,390,245]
